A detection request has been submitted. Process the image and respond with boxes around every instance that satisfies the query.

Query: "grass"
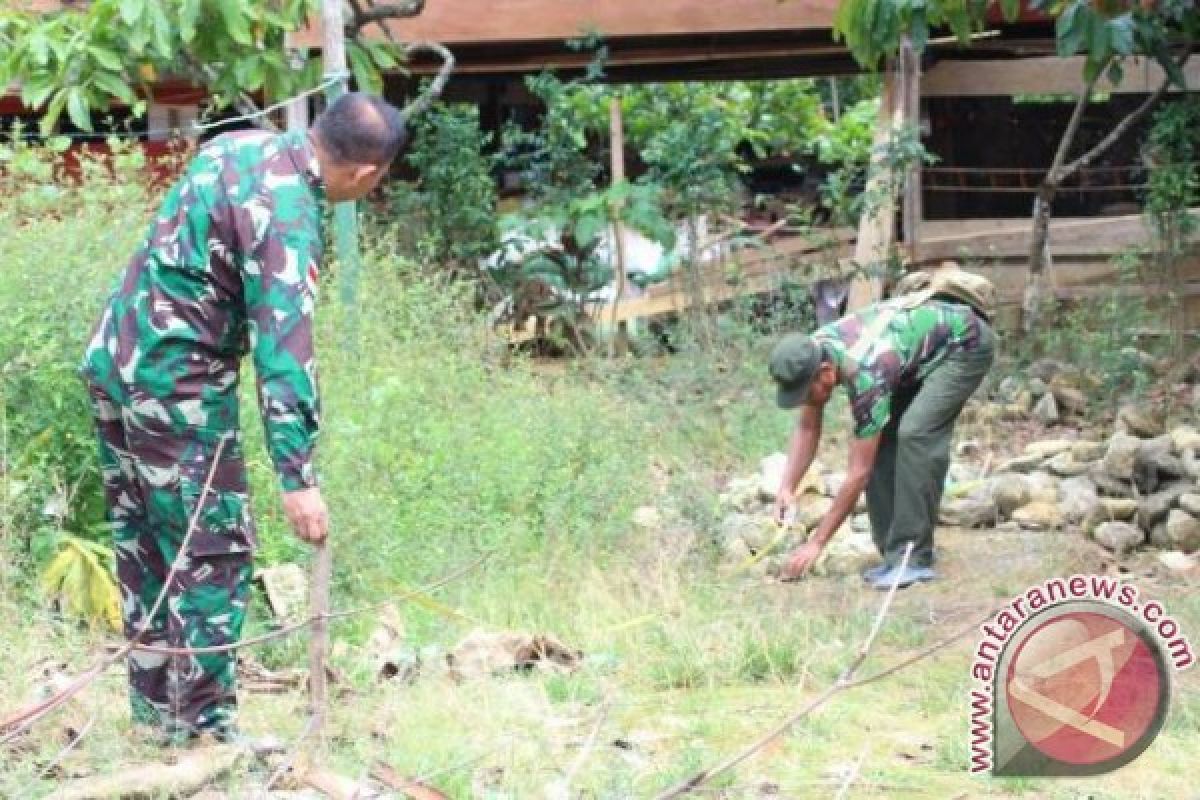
[1,150,1198,798]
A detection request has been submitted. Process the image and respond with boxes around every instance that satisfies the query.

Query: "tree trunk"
[1023,54,1186,337]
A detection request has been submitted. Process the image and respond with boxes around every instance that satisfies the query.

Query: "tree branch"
[398,40,455,119]
[653,543,915,800]
[344,0,426,36]
[180,52,278,132]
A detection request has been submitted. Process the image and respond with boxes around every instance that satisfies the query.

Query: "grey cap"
[768,333,822,409]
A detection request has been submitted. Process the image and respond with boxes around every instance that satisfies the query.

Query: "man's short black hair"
[313,92,407,166]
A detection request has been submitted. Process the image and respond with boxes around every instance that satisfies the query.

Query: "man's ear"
[352,164,381,185]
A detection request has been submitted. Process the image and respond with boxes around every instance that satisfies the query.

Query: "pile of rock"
[716,453,878,578]
[941,408,1200,557]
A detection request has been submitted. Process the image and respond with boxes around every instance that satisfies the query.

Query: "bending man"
[80,93,405,742]
[768,281,994,589]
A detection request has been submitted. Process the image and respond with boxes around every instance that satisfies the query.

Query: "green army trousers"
[865,319,995,568]
[87,385,255,741]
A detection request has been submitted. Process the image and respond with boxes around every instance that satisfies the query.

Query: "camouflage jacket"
[815,299,985,438]
[82,131,326,491]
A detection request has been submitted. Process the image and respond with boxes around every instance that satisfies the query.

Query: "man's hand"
[773,485,795,527]
[282,487,328,544]
[781,539,824,581]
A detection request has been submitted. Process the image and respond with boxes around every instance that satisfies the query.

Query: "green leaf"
[1056,1,1086,58]
[40,88,69,135]
[217,0,254,46]
[1108,15,1135,56]
[119,0,145,27]
[1107,59,1124,86]
[66,87,92,131]
[87,45,123,71]
[21,80,56,111]
[93,71,137,104]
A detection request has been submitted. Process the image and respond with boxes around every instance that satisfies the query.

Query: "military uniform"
[81,130,325,739]
[814,299,994,567]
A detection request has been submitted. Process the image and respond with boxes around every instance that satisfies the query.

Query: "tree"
[0,0,452,134]
[834,0,1197,332]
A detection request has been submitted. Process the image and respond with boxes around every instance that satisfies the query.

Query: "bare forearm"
[809,475,867,547]
[780,408,822,494]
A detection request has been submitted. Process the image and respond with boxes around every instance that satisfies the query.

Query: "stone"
[1140,484,1191,528]
[758,453,789,502]
[720,513,759,547]
[940,492,999,528]
[1179,493,1200,516]
[1157,550,1198,572]
[1012,501,1064,530]
[851,514,871,533]
[1170,426,1200,455]
[1024,472,1060,505]
[1028,376,1050,397]
[1059,476,1100,524]
[1070,441,1107,462]
[1150,522,1171,548]
[996,376,1021,402]
[632,506,661,530]
[1184,448,1200,480]
[996,453,1046,474]
[1089,466,1135,498]
[1102,432,1142,481]
[987,473,1031,517]
[1028,359,1069,382]
[1033,393,1060,425]
[1093,521,1145,556]
[1138,435,1179,471]
[1023,439,1075,459]
[1116,404,1165,439]
[1013,390,1035,413]
[1051,385,1088,415]
[1046,451,1092,477]
[814,532,878,577]
[1099,497,1139,520]
[723,536,754,563]
[793,494,833,529]
[1165,509,1200,552]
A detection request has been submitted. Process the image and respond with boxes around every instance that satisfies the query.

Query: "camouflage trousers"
[86,385,257,740]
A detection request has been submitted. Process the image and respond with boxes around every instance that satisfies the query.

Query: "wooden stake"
[308,541,333,735]
[608,94,630,357]
[900,34,922,265]
[285,31,310,132]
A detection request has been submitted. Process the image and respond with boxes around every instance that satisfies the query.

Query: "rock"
[1150,522,1171,548]
[996,453,1046,474]
[447,630,582,682]
[1185,448,1200,480]
[1071,441,1107,462]
[723,537,753,562]
[1140,484,1191,528]
[1138,435,1180,471]
[1093,521,1145,556]
[1116,404,1165,438]
[1102,432,1142,481]
[996,376,1021,402]
[793,494,833,529]
[988,473,1031,517]
[1033,393,1060,425]
[851,514,871,533]
[1165,510,1200,552]
[1025,472,1061,505]
[940,492,998,528]
[1059,476,1100,524]
[1089,466,1135,498]
[1012,501,1064,530]
[1098,497,1139,520]
[814,532,877,577]
[758,453,789,502]
[1157,550,1198,572]
[1013,390,1035,413]
[1023,439,1075,459]
[1171,426,1200,455]
[739,518,780,553]
[1046,451,1092,477]
[632,506,662,530]
[1051,385,1088,415]
[1028,376,1050,397]
[1180,493,1200,516]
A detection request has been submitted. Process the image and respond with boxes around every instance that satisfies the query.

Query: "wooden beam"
[900,35,922,263]
[924,56,1200,98]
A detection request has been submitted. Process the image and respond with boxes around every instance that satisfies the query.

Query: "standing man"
[768,275,995,589]
[80,93,405,743]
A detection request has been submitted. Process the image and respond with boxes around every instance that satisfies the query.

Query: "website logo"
[969,576,1193,776]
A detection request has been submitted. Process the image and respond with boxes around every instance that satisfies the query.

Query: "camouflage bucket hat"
[768,333,822,409]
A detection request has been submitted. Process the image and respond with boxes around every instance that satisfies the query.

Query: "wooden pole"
[900,34,922,265]
[285,31,310,132]
[321,0,362,312]
[608,95,629,357]
[846,72,901,310]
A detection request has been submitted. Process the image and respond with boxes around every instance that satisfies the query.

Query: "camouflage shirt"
[82,130,326,491]
[815,300,984,438]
